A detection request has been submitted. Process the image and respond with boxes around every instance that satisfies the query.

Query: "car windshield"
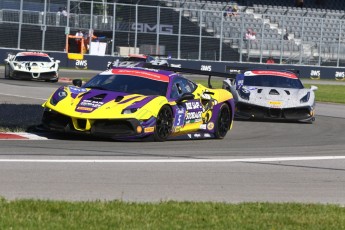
[83,74,168,96]
[125,57,146,62]
[243,75,303,89]
[15,56,51,62]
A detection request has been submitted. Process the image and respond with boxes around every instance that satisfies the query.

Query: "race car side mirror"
[176,93,194,104]
[222,79,232,91]
[73,79,82,87]
[310,85,318,91]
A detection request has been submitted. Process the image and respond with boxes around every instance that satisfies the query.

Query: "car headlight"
[122,108,139,114]
[50,89,68,106]
[300,92,310,103]
[238,86,250,100]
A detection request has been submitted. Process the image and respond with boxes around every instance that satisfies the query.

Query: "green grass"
[304,84,345,104]
[195,80,345,104]
[0,198,345,229]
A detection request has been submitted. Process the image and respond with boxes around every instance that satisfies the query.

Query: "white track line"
[0,156,345,163]
[0,93,46,101]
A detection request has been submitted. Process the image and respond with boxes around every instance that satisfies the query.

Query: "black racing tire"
[154,105,173,142]
[214,103,231,139]
[4,64,10,79]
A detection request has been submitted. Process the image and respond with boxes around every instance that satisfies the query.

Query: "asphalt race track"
[0,68,345,204]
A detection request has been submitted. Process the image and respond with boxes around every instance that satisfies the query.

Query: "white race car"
[4,52,60,82]
[107,54,170,69]
[223,69,318,123]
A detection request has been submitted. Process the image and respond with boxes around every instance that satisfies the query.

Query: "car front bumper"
[12,70,58,81]
[235,102,315,121]
[41,109,154,139]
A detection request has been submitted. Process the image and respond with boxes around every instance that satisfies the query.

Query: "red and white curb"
[0,132,48,140]
[59,77,73,83]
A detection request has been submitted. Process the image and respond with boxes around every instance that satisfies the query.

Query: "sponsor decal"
[246,70,298,79]
[335,71,345,80]
[174,127,181,132]
[58,91,67,97]
[199,124,207,130]
[247,87,257,90]
[131,23,173,34]
[310,70,321,80]
[174,107,186,126]
[185,101,202,110]
[69,86,87,94]
[207,122,214,130]
[75,59,88,70]
[76,106,93,111]
[31,66,39,71]
[144,127,155,133]
[187,133,212,139]
[269,101,282,108]
[170,64,182,68]
[269,101,282,105]
[186,111,202,120]
[225,66,241,74]
[201,65,212,71]
[80,100,104,108]
[193,133,202,138]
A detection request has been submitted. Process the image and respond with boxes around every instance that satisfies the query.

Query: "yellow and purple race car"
[42,67,235,141]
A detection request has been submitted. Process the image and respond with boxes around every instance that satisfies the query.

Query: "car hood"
[12,61,57,69]
[45,86,163,119]
[117,61,144,67]
[237,86,313,108]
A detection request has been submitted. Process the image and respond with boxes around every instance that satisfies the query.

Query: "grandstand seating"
[1,0,344,64]
[161,0,345,62]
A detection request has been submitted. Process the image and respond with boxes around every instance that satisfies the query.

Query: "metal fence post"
[111,2,116,56]
[42,0,47,51]
[259,16,264,63]
[88,1,94,54]
[66,0,71,53]
[318,18,324,66]
[198,10,202,60]
[178,8,182,59]
[135,4,138,53]
[299,17,305,65]
[17,0,23,49]
[337,21,342,67]
[239,13,244,63]
[156,6,160,55]
[219,13,224,62]
[279,16,285,64]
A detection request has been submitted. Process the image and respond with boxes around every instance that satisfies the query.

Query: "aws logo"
[310,70,320,80]
[170,64,182,68]
[335,71,345,80]
[201,65,212,71]
[75,60,88,70]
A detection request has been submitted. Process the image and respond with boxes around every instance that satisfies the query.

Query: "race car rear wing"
[148,54,171,59]
[143,63,239,89]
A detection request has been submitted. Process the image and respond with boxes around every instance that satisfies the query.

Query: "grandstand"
[159,0,345,65]
[0,0,344,66]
